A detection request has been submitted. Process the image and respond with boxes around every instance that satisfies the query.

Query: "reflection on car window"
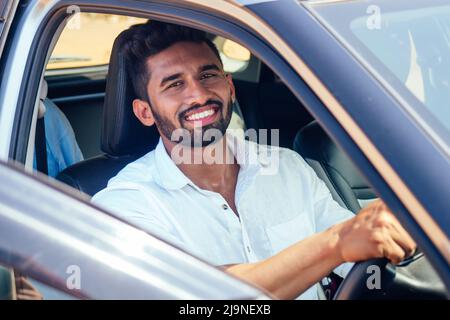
[0,266,77,300]
[27,278,77,300]
[308,1,450,144]
[349,5,450,132]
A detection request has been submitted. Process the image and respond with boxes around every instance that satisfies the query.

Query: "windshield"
[306,0,450,147]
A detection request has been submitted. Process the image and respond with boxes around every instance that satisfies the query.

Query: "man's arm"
[224,200,416,300]
[224,225,341,299]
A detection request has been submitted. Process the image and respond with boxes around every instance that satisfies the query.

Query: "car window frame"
[0,0,19,59]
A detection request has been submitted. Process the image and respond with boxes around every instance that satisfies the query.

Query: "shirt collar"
[154,138,192,190]
[226,132,272,170]
[153,132,272,191]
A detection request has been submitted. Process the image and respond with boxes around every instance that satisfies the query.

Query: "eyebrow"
[199,64,221,73]
[160,72,183,87]
[159,64,222,87]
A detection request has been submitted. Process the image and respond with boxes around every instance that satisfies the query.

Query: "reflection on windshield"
[350,5,450,131]
[307,0,450,139]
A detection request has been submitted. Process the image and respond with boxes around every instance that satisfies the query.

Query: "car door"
[0,160,267,299]
[0,1,268,299]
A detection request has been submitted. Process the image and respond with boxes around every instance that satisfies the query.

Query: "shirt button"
[246,246,251,253]
[222,204,229,210]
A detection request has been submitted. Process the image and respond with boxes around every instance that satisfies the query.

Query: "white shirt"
[92,134,354,299]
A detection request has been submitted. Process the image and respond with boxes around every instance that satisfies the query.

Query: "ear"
[132,99,155,126]
[225,73,236,103]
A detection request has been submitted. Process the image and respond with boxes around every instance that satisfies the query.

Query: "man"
[92,21,416,299]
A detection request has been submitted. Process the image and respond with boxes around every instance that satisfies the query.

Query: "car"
[0,0,449,300]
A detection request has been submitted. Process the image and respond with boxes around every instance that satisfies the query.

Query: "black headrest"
[101,29,160,157]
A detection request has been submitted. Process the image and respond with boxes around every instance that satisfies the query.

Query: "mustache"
[179,99,223,120]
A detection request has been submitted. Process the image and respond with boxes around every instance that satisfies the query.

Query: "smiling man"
[92,21,416,299]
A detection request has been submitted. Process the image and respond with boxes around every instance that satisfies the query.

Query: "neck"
[161,135,240,192]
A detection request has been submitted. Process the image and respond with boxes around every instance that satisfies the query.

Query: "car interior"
[35,15,376,212]
[22,14,384,299]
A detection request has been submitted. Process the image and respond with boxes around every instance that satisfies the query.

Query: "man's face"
[133,41,235,147]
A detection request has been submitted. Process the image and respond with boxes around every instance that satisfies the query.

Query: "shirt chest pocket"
[266,213,315,255]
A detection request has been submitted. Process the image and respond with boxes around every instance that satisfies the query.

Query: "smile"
[183,105,220,125]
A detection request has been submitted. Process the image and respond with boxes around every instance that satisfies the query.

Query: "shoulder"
[108,150,158,186]
[92,187,145,211]
[91,150,160,210]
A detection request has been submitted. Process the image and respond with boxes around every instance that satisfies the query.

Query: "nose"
[184,78,211,106]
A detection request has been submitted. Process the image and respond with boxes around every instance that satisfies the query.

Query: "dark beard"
[151,99,233,148]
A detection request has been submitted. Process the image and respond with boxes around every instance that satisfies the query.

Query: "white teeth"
[186,109,215,121]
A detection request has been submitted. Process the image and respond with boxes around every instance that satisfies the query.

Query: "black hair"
[120,20,223,102]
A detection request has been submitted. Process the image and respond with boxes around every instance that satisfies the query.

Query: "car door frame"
[0,0,19,57]
[0,0,448,292]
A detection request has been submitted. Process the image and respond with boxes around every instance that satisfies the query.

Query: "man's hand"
[333,200,417,265]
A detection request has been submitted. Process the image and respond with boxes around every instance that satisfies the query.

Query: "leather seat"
[56,29,159,196]
[293,121,377,213]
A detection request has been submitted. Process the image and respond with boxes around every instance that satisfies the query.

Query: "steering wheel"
[334,252,448,299]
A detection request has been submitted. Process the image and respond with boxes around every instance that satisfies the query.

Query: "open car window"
[47,13,146,70]
[46,12,255,78]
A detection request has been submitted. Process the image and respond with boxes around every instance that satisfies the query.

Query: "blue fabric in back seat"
[34,98,84,177]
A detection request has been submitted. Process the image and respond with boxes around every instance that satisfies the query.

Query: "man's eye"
[167,81,183,89]
[201,73,217,80]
